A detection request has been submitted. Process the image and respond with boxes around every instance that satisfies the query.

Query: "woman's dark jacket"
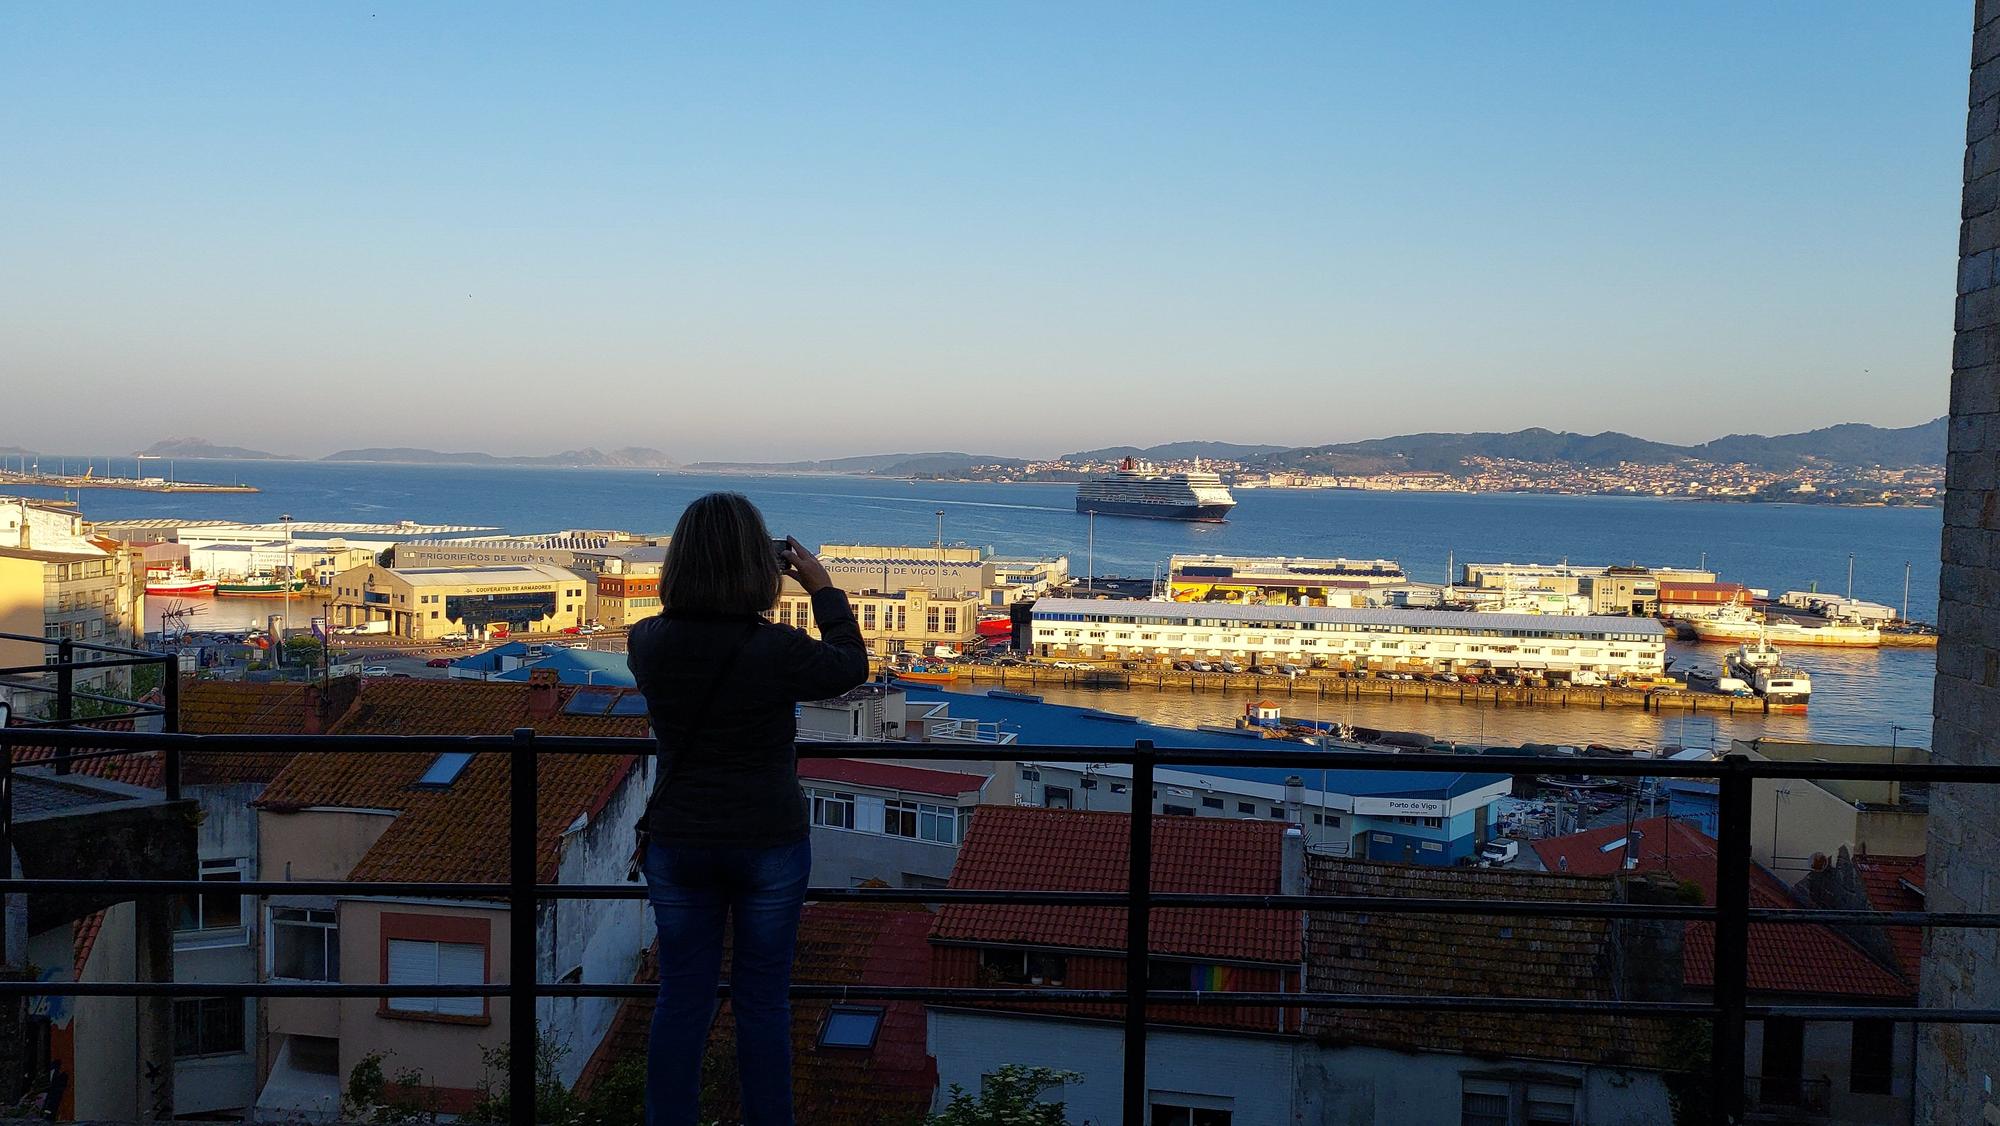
[626,587,870,847]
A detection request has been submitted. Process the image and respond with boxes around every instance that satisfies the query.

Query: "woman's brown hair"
[660,492,782,615]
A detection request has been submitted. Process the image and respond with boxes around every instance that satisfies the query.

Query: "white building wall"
[1030,614,1665,676]
[538,760,653,1087]
[175,781,266,1115]
[928,1009,1311,1124]
[929,1011,1674,1126]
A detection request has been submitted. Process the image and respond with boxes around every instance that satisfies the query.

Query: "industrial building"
[815,543,1067,605]
[1167,554,1408,605]
[774,587,982,657]
[1027,597,1667,678]
[325,564,590,640]
[1460,560,1719,616]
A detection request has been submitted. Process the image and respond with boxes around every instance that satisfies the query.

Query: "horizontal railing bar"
[0,632,169,658]
[0,731,1987,785]
[0,879,512,897]
[2,876,1987,929]
[7,709,164,730]
[5,744,168,764]
[17,977,1995,1024]
[0,655,170,676]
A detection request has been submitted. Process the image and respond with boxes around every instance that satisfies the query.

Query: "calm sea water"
[14,459,1943,749]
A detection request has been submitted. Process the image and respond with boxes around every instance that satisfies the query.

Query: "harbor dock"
[0,470,258,493]
[930,663,1783,714]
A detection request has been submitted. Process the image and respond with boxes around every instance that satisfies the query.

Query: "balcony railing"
[1,637,1997,1125]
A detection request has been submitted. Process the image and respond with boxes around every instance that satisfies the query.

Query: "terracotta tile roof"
[1854,854,1926,981]
[73,909,105,975]
[175,677,368,784]
[1532,817,1913,1000]
[798,758,988,798]
[577,905,937,1125]
[5,717,165,790]
[933,807,1299,964]
[255,678,646,885]
[1305,857,1675,1070]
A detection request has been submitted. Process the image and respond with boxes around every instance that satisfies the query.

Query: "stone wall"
[1920,2,2000,1119]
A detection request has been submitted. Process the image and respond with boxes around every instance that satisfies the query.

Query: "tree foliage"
[927,1065,1081,1126]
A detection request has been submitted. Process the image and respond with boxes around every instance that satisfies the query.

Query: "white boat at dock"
[1725,639,1812,709]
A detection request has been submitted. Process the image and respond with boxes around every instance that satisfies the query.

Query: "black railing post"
[1712,754,1752,1126]
[160,655,181,802]
[54,639,73,773]
[510,728,538,1124]
[1122,739,1154,1126]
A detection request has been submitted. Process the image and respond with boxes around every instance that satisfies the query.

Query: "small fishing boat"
[215,573,309,597]
[145,573,217,596]
[890,658,960,684]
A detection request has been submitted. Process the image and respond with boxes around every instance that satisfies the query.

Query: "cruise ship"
[1075,458,1237,522]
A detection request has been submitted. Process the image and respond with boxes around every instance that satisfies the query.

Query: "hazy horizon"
[0,3,1966,460]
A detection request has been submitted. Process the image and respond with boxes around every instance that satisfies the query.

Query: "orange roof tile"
[256,678,648,885]
[1533,817,1912,1000]
[934,807,1298,964]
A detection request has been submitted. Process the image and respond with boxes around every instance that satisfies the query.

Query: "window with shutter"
[386,937,485,1017]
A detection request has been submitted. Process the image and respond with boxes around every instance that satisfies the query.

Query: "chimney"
[527,668,561,722]
[1283,775,1305,824]
[302,684,323,735]
[1281,825,1307,895]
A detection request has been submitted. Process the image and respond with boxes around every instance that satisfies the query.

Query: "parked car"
[1277,663,1304,676]
[559,626,583,635]
[579,624,606,634]
[1480,840,1521,866]
[564,642,590,650]
[425,657,452,668]
[361,665,390,676]
[1190,661,1214,673]
[1219,661,1245,674]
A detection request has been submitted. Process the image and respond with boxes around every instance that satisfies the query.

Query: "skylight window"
[818,1005,884,1050]
[415,751,475,788]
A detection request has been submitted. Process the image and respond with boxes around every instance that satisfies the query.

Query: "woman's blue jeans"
[641,837,811,1126]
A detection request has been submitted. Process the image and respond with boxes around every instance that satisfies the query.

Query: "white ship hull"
[1689,616,1879,647]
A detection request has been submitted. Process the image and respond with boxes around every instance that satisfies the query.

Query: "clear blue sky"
[0,3,1972,460]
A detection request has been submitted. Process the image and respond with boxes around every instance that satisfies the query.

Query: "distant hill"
[1061,441,1290,462]
[686,451,1020,475]
[1689,417,1946,470]
[320,446,674,468]
[137,437,285,459]
[1254,418,1947,474]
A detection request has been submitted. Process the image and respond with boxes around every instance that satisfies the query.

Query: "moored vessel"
[1725,640,1812,709]
[144,573,217,596]
[1076,458,1236,522]
[215,573,309,597]
[1688,610,1879,647]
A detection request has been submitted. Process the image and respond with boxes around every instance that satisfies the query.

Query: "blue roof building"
[491,647,635,687]
[892,686,1509,866]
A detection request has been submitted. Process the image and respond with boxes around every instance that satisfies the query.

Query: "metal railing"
[1,668,1995,1124]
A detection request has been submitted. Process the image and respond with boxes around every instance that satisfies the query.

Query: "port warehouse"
[1026,598,1668,678]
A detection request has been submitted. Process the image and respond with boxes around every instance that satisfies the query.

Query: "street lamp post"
[935,510,946,597]
[1903,561,1912,624]
[1086,510,1096,595]
[1891,724,1908,766]
[1846,552,1855,600]
[279,514,294,666]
